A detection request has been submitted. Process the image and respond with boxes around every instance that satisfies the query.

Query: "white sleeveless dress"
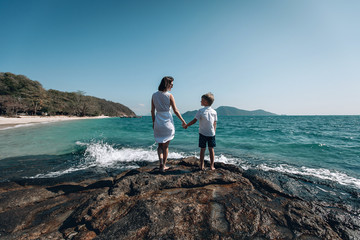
[152,91,175,143]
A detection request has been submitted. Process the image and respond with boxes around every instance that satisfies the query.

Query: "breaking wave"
[28,141,360,189]
[78,141,184,166]
[257,164,360,189]
[29,141,186,178]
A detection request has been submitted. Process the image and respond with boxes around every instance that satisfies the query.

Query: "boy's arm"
[213,121,217,133]
[186,118,197,128]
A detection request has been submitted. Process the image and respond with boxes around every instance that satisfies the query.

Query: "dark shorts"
[199,133,216,148]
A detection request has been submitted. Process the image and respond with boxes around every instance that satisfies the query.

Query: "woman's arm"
[169,94,186,126]
[151,98,155,129]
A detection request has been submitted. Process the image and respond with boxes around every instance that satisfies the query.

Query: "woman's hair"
[158,76,174,91]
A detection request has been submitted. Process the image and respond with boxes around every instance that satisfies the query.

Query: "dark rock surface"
[0,157,359,240]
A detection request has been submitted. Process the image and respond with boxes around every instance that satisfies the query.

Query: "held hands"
[183,118,196,129]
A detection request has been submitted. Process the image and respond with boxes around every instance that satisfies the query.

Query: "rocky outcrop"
[0,157,359,239]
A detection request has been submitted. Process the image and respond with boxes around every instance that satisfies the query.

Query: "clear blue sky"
[1,0,359,115]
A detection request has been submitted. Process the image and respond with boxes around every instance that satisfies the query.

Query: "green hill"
[183,106,276,116]
[182,110,198,117]
[0,72,136,117]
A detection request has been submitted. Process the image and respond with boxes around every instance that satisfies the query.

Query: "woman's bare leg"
[161,141,170,171]
[158,144,163,169]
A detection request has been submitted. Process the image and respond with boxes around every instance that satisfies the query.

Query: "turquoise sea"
[1,116,360,202]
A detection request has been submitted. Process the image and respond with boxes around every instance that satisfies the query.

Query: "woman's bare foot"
[160,165,169,172]
[210,166,216,170]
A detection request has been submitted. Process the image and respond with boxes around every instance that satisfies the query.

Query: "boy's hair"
[158,76,174,91]
[202,92,214,106]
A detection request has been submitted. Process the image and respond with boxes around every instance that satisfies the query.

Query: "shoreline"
[0,115,110,130]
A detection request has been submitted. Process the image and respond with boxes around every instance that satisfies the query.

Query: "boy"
[185,93,217,170]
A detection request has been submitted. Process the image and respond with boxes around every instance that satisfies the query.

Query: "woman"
[151,76,186,172]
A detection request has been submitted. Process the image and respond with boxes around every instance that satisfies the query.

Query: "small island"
[183,106,277,117]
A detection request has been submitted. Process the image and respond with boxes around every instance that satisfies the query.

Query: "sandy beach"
[0,115,110,130]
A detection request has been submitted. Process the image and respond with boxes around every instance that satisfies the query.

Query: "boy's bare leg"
[161,141,170,171]
[200,148,206,170]
[209,147,215,170]
[158,144,164,169]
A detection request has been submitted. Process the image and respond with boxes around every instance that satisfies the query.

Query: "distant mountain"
[216,106,276,116]
[0,72,136,117]
[182,110,198,117]
[183,106,276,116]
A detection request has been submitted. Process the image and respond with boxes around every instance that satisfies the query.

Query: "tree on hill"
[0,72,136,117]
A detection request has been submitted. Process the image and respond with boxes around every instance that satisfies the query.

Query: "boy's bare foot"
[163,166,170,170]
[210,166,216,170]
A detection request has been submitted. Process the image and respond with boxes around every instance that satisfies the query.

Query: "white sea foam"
[28,141,186,178]
[258,164,360,189]
[0,123,38,131]
[0,120,58,131]
[29,166,90,178]
[216,154,252,169]
[26,141,360,189]
[207,154,360,189]
[28,164,139,179]
[78,141,185,166]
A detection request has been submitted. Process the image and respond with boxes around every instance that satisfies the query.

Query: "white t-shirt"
[195,106,217,137]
